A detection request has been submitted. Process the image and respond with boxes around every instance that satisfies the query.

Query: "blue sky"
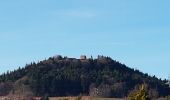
[0,0,170,79]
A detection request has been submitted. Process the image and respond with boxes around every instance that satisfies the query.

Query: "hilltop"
[0,55,169,98]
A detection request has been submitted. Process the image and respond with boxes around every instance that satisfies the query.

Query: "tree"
[128,84,150,100]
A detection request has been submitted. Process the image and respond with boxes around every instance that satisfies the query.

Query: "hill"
[0,55,170,98]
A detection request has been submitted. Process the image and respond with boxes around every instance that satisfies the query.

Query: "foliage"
[0,55,170,97]
[167,95,170,100]
[128,84,150,100]
[148,88,159,99]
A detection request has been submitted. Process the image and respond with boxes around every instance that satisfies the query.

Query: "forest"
[0,55,169,98]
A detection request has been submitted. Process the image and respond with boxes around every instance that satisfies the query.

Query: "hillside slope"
[0,55,169,97]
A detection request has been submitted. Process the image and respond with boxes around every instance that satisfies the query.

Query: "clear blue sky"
[0,0,170,79]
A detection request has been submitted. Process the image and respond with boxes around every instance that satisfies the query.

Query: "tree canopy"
[0,55,169,98]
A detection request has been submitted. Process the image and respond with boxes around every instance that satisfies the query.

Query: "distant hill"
[0,55,170,98]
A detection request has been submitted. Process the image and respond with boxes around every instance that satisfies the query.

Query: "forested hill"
[0,55,170,97]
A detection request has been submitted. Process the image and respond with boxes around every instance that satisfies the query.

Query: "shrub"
[167,95,170,100]
[128,84,150,100]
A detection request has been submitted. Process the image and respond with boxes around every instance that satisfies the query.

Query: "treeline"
[0,55,170,98]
